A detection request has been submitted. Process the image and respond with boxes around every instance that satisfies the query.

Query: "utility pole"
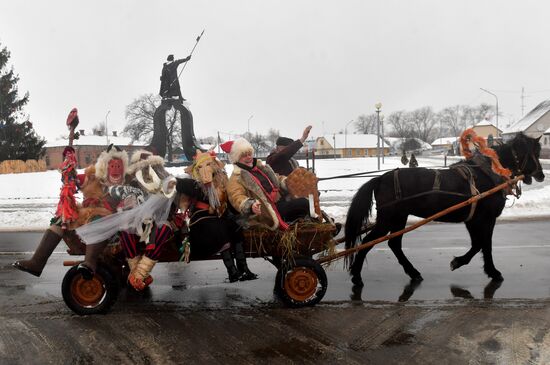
[375,103,382,170]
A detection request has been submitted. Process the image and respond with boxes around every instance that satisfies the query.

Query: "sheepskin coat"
[227,159,287,230]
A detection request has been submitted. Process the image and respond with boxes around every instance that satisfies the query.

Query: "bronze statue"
[159,54,191,101]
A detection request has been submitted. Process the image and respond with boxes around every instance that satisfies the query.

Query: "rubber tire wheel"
[275,258,328,308]
[62,264,119,315]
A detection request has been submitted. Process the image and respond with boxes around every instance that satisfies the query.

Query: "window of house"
[85,155,91,164]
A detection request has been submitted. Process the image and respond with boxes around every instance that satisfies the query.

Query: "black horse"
[345,133,544,287]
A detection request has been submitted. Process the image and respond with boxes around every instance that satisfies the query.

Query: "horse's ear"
[536,135,542,143]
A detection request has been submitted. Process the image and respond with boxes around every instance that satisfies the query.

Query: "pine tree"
[0,42,45,161]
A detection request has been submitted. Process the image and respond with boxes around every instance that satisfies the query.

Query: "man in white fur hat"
[222,138,310,231]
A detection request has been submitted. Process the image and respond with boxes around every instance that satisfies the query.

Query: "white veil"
[76,194,175,245]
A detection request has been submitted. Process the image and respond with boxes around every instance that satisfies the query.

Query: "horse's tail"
[345,176,381,251]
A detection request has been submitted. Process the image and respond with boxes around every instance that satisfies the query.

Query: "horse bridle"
[510,146,542,178]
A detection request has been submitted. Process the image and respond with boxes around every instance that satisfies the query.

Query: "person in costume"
[54,146,79,230]
[76,145,136,279]
[76,149,179,291]
[266,125,312,176]
[159,54,192,101]
[409,153,418,168]
[176,152,257,282]
[223,138,310,231]
[13,144,129,277]
[121,149,178,291]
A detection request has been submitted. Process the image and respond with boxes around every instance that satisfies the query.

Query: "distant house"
[431,136,457,151]
[502,100,550,141]
[43,129,147,169]
[469,118,502,141]
[542,127,550,158]
[314,134,390,158]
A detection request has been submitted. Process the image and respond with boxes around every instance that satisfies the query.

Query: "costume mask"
[107,158,124,185]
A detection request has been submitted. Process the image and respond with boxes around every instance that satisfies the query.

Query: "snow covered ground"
[0,156,548,230]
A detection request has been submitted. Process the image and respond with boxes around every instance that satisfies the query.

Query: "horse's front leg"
[464,217,502,281]
[450,230,481,271]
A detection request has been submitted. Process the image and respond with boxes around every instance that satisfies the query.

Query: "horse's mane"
[460,128,511,179]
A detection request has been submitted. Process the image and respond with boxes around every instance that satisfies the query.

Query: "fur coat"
[227,159,287,230]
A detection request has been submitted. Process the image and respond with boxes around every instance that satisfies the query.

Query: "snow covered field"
[0,156,548,230]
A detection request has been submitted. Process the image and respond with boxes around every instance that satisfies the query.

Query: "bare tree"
[437,106,464,138]
[408,106,437,143]
[92,122,107,136]
[249,132,270,155]
[354,113,378,134]
[266,128,280,148]
[387,111,413,138]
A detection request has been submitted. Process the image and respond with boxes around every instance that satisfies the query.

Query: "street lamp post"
[375,103,382,170]
[105,110,111,145]
[480,88,499,138]
[247,115,254,135]
[344,119,354,157]
[380,115,385,163]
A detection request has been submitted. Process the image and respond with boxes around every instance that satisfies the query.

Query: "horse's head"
[507,133,545,185]
[185,150,226,186]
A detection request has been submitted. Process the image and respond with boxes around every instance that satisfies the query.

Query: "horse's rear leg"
[349,223,389,287]
[387,215,423,281]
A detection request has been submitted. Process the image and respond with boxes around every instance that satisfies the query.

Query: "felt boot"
[76,241,107,280]
[129,256,157,291]
[234,241,258,281]
[221,248,241,283]
[13,228,62,277]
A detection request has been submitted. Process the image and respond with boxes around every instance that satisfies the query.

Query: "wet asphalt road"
[1,220,549,364]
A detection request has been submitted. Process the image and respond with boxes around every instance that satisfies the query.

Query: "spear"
[169,29,205,88]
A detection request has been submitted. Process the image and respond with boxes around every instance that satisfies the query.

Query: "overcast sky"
[2,0,550,143]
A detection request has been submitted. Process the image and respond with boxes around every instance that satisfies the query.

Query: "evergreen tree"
[0,43,45,161]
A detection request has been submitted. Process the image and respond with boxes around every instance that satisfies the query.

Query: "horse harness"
[389,161,493,222]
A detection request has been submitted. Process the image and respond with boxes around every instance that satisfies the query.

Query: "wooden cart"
[59,220,338,315]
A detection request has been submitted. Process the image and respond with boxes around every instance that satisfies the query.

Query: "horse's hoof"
[490,273,504,282]
[411,275,423,282]
[450,257,460,271]
[351,275,364,287]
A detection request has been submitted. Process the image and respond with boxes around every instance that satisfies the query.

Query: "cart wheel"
[62,264,118,315]
[275,258,327,308]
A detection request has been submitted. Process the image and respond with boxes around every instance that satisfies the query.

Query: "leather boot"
[13,228,62,277]
[129,256,157,291]
[77,241,107,280]
[234,241,258,281]
[221,248,241,283]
